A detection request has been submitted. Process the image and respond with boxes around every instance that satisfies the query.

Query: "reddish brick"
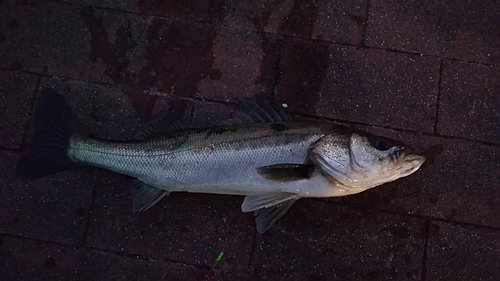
[0,71,37,149]
[1,2,498,281]
[276,38,439,132]
[366,0,500,65]
[344,127,500,228]
[63,0,212,21]
[136,0,211,21]
[0,151,17,183]
[426,222,499,280]
[0,2,149,84]
[438,61,500,144]
[0,234,252,281]
[125,21,280,102]
[124,19,216,96]
[86,170,254,271]
[252,201,425,280]
[212,0,367,44]
[196,28,281,102]
[0,151,94,245]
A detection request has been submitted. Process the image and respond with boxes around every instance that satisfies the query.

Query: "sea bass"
[17,88,426,233]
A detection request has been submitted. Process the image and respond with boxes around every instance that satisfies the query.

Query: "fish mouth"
[397,154,426,178]
[391,147,423,164]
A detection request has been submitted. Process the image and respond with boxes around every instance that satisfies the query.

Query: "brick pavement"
[1,1,498,280]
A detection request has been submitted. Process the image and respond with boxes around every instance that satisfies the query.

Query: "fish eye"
[371,137,392,151]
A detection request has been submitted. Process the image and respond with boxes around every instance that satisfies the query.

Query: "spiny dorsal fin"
[135,110,189,140]
[256,164,314,182]
[130,179,170,212]
[218,100,293,125]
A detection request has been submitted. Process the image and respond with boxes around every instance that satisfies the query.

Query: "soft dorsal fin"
[218,100,293,125]
[135,110,189,140]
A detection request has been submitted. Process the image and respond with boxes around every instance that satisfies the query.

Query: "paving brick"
[438,61,500,144]
[366,0,500,65]
[86,170,254,272]
[251,201,425,280]
[40,78,194,140]
[344,126,500,228]
[136,0,211,21]
[196,29,281,102]
[0,151,94,245]
[125,20,280,102]
[212,0,367,44]
[0,151,17,184]
[0,1,498,281]
[426,222,499,281]
[63,0,212,21]
[276,38,439,132]
[123,19,215,95]
[0,71,37,149]
[0,2,148,84]
[0,234,252,281]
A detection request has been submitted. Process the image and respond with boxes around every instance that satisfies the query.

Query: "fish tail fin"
[16,88,86,179]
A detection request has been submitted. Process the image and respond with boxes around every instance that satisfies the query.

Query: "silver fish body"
[69,122,344,198]
[17,88,426,233]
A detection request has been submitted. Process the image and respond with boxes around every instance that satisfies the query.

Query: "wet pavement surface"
[1,1,499,280]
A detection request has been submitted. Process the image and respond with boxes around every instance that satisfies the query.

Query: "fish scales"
[69,122,338,195]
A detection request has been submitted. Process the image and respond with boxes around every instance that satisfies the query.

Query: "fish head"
[309,130,426,192]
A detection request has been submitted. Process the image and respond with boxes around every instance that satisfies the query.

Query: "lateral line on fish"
[69,133,317,158]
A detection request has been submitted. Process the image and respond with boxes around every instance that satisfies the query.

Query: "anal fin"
[254,198,298,234]
[130,179,170,213]
[241,192,299,233]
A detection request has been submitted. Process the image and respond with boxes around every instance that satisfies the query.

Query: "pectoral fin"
[256,164,314,182]
[242,192,299,233]
[130,180,170,213]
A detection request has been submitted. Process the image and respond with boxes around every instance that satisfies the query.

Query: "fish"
[17,88,426,233]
